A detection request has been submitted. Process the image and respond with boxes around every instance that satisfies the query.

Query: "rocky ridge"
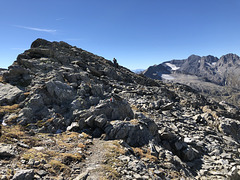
[0,39,240,179]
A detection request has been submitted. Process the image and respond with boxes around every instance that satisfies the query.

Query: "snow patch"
[165,63,180,70]
[207,62,216,67]
[161,74,175,80]
[206,63,212,67]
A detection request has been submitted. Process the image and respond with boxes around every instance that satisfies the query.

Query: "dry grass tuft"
[49,160,71,175]
[81,132,90,139]
[102,165,120,180]
[22,148,50,161]
[0,104,19,114]
[60,152,83,165]
[23,92,31,96]
[133,147,158,162]
[77,143,86,149]
[6,168,14,177]
[131,105,139,111]
[0,123,89,179]
[46,117,54,123]
[102,140,126,179]
[0,125,26,143]
[0,76,5,83]
[129,119,139,125]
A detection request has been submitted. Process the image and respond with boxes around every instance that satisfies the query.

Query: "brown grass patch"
[0,76,4,83]
[0,123,89,179]
[56,141,75,149]
[101,165,120,179]
[77,143,86,149]
[133,147,158,162]
[0,125,26,143]
[23,92,31,96]
[60,153,83,165]
[56,132,79,141]
[46,117,54,123]
[80,132,91,139]
[6,168,14,177]
[49,160,71,175]
[0,104,19,114]
[102,140,126,179]
[22,148,50,161]
[131,105,139,111]
[129,119,139,125]
[54,132,85,150]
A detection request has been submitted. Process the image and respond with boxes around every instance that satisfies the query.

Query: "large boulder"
[218,118,240,143]
[0,83,23,105]
[85,114,107,129]
[90,100,134,120]
[104,118,159,147]
[46,80,76,104]
[12,169,34,180]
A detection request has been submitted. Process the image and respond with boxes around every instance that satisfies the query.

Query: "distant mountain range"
[143,53,240,107]
[131,69,145,74]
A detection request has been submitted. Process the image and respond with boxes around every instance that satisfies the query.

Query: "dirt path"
[79,138,108,180]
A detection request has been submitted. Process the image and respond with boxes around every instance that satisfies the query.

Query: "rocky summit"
[0,39,240,179]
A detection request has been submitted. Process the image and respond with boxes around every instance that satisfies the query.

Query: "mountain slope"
[0,39,240,179]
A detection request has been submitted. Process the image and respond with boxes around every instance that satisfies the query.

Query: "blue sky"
[1,0,240,70]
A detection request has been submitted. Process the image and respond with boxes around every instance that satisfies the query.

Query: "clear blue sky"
[1,0,240,70]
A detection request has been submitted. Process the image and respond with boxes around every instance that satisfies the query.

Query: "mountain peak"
[31,38,52,48]
[187,54,201,60]
[218,53,240,67]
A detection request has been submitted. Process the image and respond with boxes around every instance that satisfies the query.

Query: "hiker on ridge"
[113,58,119,68]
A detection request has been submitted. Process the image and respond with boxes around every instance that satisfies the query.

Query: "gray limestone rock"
[104,118,158,147]
[218,118,240,143]
[12,169,34,180]
[0,83,23,105]
[0,144,16,158]
[94,114,108,129]
[73,170,89,180]
[91,100,134,120]
[26,94,44,112]
[3,66,31,86]
[66,122,80,132]
[46,80,75,103]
